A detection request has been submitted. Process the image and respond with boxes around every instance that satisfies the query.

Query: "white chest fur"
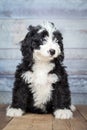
[22,62,58,110]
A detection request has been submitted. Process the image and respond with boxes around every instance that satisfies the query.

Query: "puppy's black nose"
[49,49,55,56]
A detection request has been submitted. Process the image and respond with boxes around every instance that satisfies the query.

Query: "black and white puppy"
[6,22,75,119]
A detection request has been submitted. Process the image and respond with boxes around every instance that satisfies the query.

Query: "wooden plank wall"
[0,0,87,104]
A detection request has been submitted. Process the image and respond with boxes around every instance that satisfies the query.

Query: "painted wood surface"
[0,48,87,60]
[0,0,87,18]
[0,91,87,104]
[0,59,87,75]
[0,19,87,48]
[0,1,87,104]
[0,75,87,93]
[0,18,87,104]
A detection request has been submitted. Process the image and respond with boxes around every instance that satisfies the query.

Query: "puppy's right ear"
[20,31,33,58]
[20,25,41,58]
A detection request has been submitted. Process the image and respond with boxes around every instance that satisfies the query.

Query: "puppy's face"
[21,22,64,62]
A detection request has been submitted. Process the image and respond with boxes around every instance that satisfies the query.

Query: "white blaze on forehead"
[38,21,56,37]
[42,21,56,35]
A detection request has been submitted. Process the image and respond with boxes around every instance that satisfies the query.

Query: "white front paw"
[54,109,73,119]
[6,106,24,117]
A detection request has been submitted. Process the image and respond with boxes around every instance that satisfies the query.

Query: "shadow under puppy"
[6,22,76,119]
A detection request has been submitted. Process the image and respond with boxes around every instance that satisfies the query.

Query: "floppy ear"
[58,37,64,62]
[55,31,64,62]
[20,25,41,67]
[58,46,64,62]
[20,31,34,67]
[21,32,32,56]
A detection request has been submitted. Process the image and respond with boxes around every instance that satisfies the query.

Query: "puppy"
[6,22,75,119]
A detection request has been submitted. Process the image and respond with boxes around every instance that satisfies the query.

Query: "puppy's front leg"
[6,80,29,117]
[53,83,73,119]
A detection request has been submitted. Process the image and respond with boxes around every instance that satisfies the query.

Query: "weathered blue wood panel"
[0,1,87,104]
[1,19,87,55]
[0,75,87,94]
[0,49,21,60]
[0,0,87,18]
[0,76,14,92]
[0,19,87,48]
[0,48,87,60]
[65,60,87,75]
[0,91,87,104]
[0,92,12,104]
[0,60,20,75]
[65,49,87,60]
[71,93,87,105]
[0,59,87,75]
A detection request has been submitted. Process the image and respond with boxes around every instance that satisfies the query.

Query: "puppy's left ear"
[58,49,64,62]
[58,38,64,62]
[54,31,64,62]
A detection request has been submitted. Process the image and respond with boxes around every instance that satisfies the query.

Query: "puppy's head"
[21,22,64,63]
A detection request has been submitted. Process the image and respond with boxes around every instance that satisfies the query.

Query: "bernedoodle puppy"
[6,22,76,119]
